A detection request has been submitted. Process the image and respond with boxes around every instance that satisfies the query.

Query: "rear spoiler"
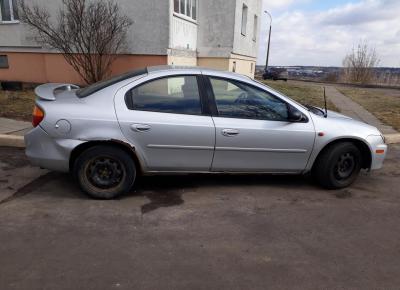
[34,83,80,101]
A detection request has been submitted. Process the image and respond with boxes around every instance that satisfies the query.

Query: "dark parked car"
[262,68,288,81]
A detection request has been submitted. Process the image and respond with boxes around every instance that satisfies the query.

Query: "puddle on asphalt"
[0,171,55,205]
[134,176,197,214]
[334,189,353,199]
[140,190,184,214]
[0,147,30,170]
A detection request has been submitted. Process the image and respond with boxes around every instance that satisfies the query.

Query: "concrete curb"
[385,134,400,145]
[0,134,25,148]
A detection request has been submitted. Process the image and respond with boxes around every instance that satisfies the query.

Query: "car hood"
[306,106,352,120]
[310,109,382,138]
[325,110,352,120]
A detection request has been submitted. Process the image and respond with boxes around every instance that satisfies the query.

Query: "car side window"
[125,76,202,115]
[210,78,289,121]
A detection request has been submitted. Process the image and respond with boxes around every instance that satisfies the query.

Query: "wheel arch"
[312,138,372,171]
[69,140,143,173]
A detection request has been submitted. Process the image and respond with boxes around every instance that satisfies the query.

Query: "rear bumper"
[367,135,387,170]
[24,126,83,172]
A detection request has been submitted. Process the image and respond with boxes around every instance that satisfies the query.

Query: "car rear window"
[76,68,148,98]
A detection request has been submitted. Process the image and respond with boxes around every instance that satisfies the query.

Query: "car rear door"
[205,75,315,173]
[115,71,215,172]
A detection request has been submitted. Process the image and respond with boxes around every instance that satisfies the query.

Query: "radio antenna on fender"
[323,87,328,118]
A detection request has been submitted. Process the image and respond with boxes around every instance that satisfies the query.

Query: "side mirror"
[288,108,304,122]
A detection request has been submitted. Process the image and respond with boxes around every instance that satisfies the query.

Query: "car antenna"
[323,86,328,118]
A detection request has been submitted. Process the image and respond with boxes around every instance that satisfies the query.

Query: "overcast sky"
[257,0,400,67]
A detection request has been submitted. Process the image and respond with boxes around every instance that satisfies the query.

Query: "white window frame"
[241,4,248,36]
[0,0,19,23]
[173,0,197,22]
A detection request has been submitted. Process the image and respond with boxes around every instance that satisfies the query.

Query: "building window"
[0,55,9,68]
[191,0,197,20]
[0,0,19,22]
[180,0,185,16]
[241,4,248,36]
[174,0,197,21]
[253,15,258,41]
[174,0,179,13]
[232,61,236,73]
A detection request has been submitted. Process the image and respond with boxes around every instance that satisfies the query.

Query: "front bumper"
[24,126,83,172]
[367,135,388,170]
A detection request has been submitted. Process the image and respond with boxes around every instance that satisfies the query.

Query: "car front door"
[115,73,215,172]
[207,76,315,173]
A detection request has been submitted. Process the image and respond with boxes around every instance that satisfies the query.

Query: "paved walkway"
[325,86,398,135]
[0,118,32,136]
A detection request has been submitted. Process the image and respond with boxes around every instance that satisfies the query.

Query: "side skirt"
[142,170,304,176]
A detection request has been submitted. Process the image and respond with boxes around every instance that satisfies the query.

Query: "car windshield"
[305,104,326,117]
[76,68,148,98]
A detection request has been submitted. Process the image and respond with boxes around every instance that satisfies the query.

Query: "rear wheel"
[313,142,362,189]
[73,145,136,199]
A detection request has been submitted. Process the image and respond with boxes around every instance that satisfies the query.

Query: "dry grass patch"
[261,80,339,112]
[0,90,36,121]
[338,87,400,131]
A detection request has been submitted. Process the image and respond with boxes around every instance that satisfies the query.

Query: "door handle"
[130,124,151,132]
[222,129,239,137]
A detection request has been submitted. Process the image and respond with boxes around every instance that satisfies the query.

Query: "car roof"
[77,66,252,98]
[146,65,251,81]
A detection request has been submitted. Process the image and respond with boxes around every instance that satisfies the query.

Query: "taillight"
[32,105,44,127]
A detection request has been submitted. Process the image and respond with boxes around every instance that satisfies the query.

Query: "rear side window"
[125,76,202,115]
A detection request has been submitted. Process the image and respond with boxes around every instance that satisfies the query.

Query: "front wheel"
[313,142,362,189]
[73,145,136,199]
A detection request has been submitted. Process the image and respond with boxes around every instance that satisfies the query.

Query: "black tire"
[73,145,136,199]
[313,142,362,189]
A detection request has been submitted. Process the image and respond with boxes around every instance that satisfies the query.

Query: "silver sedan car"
[25,66,387,199]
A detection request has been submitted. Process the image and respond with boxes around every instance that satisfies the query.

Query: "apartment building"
[0,0,261,84]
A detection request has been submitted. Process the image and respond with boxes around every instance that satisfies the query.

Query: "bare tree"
[18,0,132,84]
[342,41,380,85]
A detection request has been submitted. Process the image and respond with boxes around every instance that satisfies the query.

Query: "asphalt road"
[0,146,400,290]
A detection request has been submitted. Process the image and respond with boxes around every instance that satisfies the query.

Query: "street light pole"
[264,10,272,70]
